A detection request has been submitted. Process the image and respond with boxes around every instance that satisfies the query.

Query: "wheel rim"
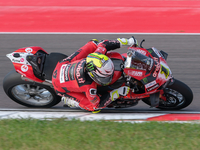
[11,84,54,106]
[159,88,185,108]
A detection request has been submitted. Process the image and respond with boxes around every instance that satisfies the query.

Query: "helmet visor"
[89,71,113,86]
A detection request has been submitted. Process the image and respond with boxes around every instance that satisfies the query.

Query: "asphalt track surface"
[0,33,199,112]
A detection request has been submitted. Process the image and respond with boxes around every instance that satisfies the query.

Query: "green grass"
[0,118,200,150]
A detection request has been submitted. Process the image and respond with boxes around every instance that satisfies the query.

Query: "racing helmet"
[86,53,114,86]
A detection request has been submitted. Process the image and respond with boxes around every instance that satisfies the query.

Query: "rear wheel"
[142,79,193,110]
[3,70,61,108]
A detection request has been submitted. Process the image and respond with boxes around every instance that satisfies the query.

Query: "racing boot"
[92,110,101,113]
[110,86,130,101]
[62,97,80,108]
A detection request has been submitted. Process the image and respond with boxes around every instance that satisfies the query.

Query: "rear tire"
[3,70,61,108]
[142,79,193,110]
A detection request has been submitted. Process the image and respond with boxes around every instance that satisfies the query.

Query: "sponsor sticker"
[21,65,28,72]
[20,58,24,62]
[12,59,20,63]
[147,83,159,92]
[76,60,85,84]
[148,49,153,53]
[60,64,67,83]
[69,63,76,80]
[135,49,147,55]
[25,47,33,53]
[128,70,143,77]
[153,57,160,78]
[90,97,99,104]
[145,80,157,89]
[142,78,148,83]
[64,65,70,81]
[160,64,170,79]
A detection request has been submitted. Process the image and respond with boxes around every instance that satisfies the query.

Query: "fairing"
[6,46,48,82]
[123,47,173,94]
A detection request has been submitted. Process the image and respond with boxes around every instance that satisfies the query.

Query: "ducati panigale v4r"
[3,40,193,110]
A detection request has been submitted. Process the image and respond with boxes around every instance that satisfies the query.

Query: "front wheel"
[3,70,61,108]
[142,79,193,110]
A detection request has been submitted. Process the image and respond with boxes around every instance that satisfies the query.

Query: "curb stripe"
[147,114,200,121]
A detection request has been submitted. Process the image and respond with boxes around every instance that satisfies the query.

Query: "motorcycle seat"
[43,53,68,80]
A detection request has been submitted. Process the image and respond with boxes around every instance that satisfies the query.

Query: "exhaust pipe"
[21,75,53,87]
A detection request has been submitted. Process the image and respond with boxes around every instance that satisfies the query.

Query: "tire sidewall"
[142,79,193,110]
[3,70,61,108]
[159,79,193,110]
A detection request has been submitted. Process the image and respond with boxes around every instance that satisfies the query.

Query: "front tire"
[142,79,193,110]
[3,70,61,108]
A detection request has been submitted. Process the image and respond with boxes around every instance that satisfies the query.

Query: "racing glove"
[110,86,130,101]
[117,36,138,47]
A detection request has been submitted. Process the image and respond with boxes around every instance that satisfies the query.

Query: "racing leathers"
[52,38,136,111]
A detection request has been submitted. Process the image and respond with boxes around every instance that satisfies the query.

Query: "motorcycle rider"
[52,37,138,112]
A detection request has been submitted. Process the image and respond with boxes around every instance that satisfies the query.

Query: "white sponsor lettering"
[17,69,27,77]
[135,49,147,55]
[147,83,159,92]
[153,57,160,78]
[145,80,157,89]
[76,60,85,83]
[64,65,70,81]
[128,70,143,77]
[60,64,67,83]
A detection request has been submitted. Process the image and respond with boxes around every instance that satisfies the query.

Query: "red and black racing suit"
[52,40,121,111]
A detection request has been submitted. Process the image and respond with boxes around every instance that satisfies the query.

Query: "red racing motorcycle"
[3,40,193,110]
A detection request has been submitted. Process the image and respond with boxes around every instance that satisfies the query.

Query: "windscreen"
[126,49,153,71]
